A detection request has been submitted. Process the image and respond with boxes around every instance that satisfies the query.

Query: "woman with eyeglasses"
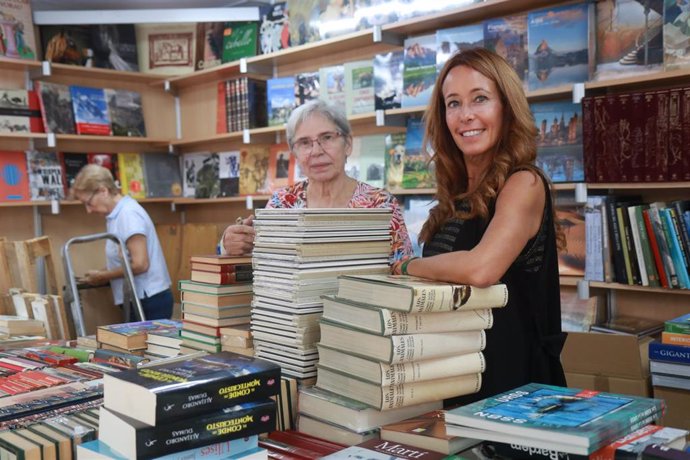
[71,164,173,320]
[221,98,413,262]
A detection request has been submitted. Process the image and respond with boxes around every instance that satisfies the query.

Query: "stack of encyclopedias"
[80,352,281,459]
[250,208,393,380]
[298,274,508,445]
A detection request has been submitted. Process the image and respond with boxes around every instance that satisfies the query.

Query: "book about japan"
[70,85,112,136]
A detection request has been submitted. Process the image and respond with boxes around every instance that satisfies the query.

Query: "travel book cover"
[267,76,295,126]
[259,2,290,54]
[531,99,584,183]
[25,150,64,200]
[217,150,241,197]
[402,116,435,189]
[70,85,112,136]
[105,89,146,137]
[401,34,437,108]
[319,64,346,108]
[436,24,484,71]
[0,151,29,202]
[345,60,375,115]
[0,89,42,133]
[527,3,591,91]
[221,21,258,63]
[102,352,280,425]
[0,0,37,60]
[117,152,146,199]
[195,22,224,70]
[595,0,663,81]
[35,81,76,134]
[142,153,182,198]
[374,50,404,110]
[484,14,529,87]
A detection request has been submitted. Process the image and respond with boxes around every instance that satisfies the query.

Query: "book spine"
[136,401,275,458]
[582,97,596,182]
[460,284,509,310]
[649,204,680,288]
[642,208,670,288]
[661,331,690,347]
[660,208,690,288]
[380,373,481,410]
[627,206,649,286]
[380,352,485,385]
[216,81,227,134]
[681,88,690,181]
[634,206,660,287]
[616,206,635,285]
[642,444,690,460]
[486,441,587,460]
[606,199,628,284]
[668,208,690,274]
[670,202,690,270]
[388,330,485,364]
[382,309,492,335]
[668,89,683,181]
[585,197,604,282]
[664,321,690,334]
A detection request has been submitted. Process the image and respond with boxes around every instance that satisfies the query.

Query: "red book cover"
[26,350,78,366]
[646,89,669,182]
[582,96,596,183]
[190,270,253,285]
[642,208,669,289]
[28,90,45,133]
[0,360,25,373]
[593,95,609,183]
[668,88,684,182]
[0,150,30,202]
[604,93,623,182]
[217,80,227,134]
[268,430,346,455]
[0,381,23,395]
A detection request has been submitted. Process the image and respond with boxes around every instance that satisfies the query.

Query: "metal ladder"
[62,232,145,337]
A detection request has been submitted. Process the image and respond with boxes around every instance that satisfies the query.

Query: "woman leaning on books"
[391,48,568,407]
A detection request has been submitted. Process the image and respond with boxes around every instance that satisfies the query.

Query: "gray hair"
[285,99,352,148]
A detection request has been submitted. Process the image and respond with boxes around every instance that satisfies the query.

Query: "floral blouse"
[267,180,413,262]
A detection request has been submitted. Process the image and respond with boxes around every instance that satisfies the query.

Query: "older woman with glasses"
[221,99,413,262]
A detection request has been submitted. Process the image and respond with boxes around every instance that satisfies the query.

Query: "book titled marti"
[103,352,281,426]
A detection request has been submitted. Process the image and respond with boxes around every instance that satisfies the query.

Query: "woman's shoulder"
[352,181,398,207]
[503,168,547,198]
[268,180,307,209]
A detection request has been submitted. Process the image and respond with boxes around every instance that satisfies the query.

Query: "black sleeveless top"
[423,171,567,407]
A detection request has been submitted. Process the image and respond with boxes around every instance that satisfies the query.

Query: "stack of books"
[145,328,183,360]
[96,319,181,356]
[250,208,392,380]
[219,322,253,356]
[650,313,690,392]
[95,352,280,459]
[0,315,46,338]
[179,254,253,354]
[444,383,666,456]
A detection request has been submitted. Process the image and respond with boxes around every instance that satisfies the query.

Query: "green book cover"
[222,22,258,63]
[665,313,690,334]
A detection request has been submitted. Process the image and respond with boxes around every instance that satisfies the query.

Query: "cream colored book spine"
[389,330,485,363]
[382,308,493,335]
[381,373,482,410]
[457,284,509,310]
[380,352,485,385]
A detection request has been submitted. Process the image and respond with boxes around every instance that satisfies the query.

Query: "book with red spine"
[642,208,670,289]
[268,430,346,456]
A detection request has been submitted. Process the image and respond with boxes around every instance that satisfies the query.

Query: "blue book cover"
[436,24,484,71]
[374,50,403,110]
[649,340,690,365]
[267,76,296,126]
[484,14,529,87]
[530,100,584,183]
[401,34,437,108]
[70,85,112,135]
[661,208,690,289]
[527,3,591,91]
[445,383,665,454]
[78,436,258,460]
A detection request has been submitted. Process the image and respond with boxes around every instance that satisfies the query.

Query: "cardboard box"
[562,332,652,379]
[565,372,650,397]
[653,386,690,431]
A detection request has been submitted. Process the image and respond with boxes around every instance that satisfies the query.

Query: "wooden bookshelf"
[588,182,690,190]
[172,196,271,205]
[0,56,42,72]
[52,134,170,153]
[589,281,690,296]
[42,62,167,85]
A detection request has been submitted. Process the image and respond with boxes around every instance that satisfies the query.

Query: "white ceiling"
[30,0,270,10]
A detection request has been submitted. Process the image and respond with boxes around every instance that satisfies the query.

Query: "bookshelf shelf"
[588,182,690,190]
[51,134,170,153]
[0,56,41,72]
[0,133,48,141]
[559,276,582,287]
[585,67,690,93]
[589,281,690,296]
[41,62,167,85]
[172,196,271,205]
[390,188,436,195]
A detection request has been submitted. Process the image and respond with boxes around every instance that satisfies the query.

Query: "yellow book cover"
[239,145,270,195]
[118,152,146,199]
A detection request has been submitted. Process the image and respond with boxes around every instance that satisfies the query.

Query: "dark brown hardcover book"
[582,96,596,182]
[593,95,610,182]
[628,91,647,183]
[668,88,684,181]
[681,87,690,181]
[637,91,657,182]
[646,89,669,182]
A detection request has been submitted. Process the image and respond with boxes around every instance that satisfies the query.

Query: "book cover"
[484,14,529,88]
[60,152,88,193]
[527,3,590,91]
[319,64,346,108]
[88,153,120,188]
[0,0,37,60]
[221,21,258,63]
[402,116,435,189]
[555,204,586,276]
[294,70,320,106]
[531,100,584,183]
[35,81,76,134]
[259,2,290,54]
[97,319,181,351]
[665,312,690,334]
[117,152,146,199]
[664,0,690,71]
[357,135,386,188]
[344,60,374,115]
[217,150,240,197]
[594,0,663,81]
[265,143,293,192]
[102,352,280,426]
[239,146,269,195]
[445,383,665,454]
[26,150,64,200]
[384,132,406,189]
[142,153,182,198]
[435,24,484,71]
[40,25,91,65]
[401,34,437,108]
[267,76,295,126]
[135,23,196,75]
[99,400,275,458]
[287,0,320,46]
[0,89,42,133]
[78,436,259,460]
[182,151,219,199]
[89,24,139,71]
[70,85,112,136]
[195,22,224,70]
[404,196,436,257]
[322,438,449,460]
[374,50,404,110]
[105,89,146,137]
[0,151,29,202]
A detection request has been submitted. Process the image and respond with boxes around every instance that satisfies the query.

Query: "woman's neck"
[306,175,356,208]
[465,153,492,193]
[106,193,123,214]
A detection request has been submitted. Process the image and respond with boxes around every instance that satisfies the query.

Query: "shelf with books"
[585,67,690,93]
[588,281,690,296]
[50,134,170,154]
[0,132,49,150]
[172,196,271,206]
[0,56,41,72]
[36,62,167,85]
[588,182,690,191]
[390,188,437,196]
[560,276,582,287]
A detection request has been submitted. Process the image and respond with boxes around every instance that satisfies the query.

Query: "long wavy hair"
[419,48,564,250]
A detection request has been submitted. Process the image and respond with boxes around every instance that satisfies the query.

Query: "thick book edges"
[103,352,280,425]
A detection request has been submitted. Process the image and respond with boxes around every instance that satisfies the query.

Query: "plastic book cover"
[402,116,435,189]
[35,81,76,134]
[0,89,42,133]
[664,0,690,71]
[595,0,663,81]
[70,85,111,136]
[531,99,584,183]
[267,76,296,126]
[195,22,224,71]
[374,50,404,110]
[527,3,591,91]
[239,145,270,195]
[484,14,529,87]
[182,151,219,199]
[384,132,406,189]
[221,21,258,63]
[0,151,29,202]
[0,0,37,60]
[135,23,196,75]
[117,152,146,199]
[142,153,182,198]
[105,89,146,137]
[259,2,289,54]
[25,150,64,200]
[436,24,484,71]
[401,34,437,108]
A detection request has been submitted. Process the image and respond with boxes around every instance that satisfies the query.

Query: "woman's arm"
[83,234,150,285]
[402,171,546,287]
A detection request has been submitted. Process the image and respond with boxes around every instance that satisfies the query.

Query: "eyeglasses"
[292,131,343,156]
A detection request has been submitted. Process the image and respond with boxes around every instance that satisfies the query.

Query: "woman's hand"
[82,270,108,286]
[390,256,417,275]
[222,215,256,256]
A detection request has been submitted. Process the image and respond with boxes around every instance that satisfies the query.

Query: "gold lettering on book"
[140,369,186,383]
[218,378,260,399]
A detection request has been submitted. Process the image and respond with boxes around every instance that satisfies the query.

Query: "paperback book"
[259,2,289,54]
[195,22,224,71]
[0,89,42,133]
[106,89,146,137]
[35,81,76,134]
[0,151,29,202]
[26,150,64,200]
[0,0,37,60]
[218,150,241,197]
[374,51,404,110]
[70,85,112,136]
[143,153,182,198]
[118,152,147,199]
[484,14,529,87]
[401,34,437,108]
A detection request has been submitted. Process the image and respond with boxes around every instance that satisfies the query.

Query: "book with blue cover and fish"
[445,383,665,456]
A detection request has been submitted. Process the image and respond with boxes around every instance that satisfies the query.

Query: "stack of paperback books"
[316,274,508,410]
[650,313,690,392]
[178,254,253,354]
[96,319,181,356]
[96,352,280,459]
[444,383,666,456]
[250,208,392,380]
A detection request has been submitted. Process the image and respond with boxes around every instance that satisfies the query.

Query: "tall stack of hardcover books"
[250,208,392,380]
[178,255,253,355]
[300,274,507,444]
[95,352,280,459]
[444,383,666,456]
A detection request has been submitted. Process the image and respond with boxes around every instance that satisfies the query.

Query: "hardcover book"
[319,64,346,108]
[664,0,690,71]
[142,153,182,198]
[218,150,240,197]
[322,438,450,460]
[402,116,435,189]
[357,135,386,189]
[265,143,293,192]
[106,89,146,137]
[0,151,29,202]
[195,22,224,71]
[96,319,181,351]
[527,3,591,91]
[60,152,88,193]
[374,51,404,110]
[182,151,220,199]
[484,14,529,87]
[0,89,42,133]
[102,351,280,426]
[77,436,259,460]
[259,2,289,54]
[344,60,375,115]
[99,400,275,458]
[118,152,147,199]
[267,76,295,126]
[221,21,258,63]
[665,312,690,334]
[35,81,76,134]
[384,132,406,189]
[26,150,64,200]
[70,85,112,136]
[294,70,320,106]
[444,383,665,455]
[404,196,437,257]
[401,34,437,108]
[555,204,586,276]
[238,146,270,195]
[0,0,37,60]
[435,24,484,71]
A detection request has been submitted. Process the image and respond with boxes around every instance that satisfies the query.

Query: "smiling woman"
[221,99,413,263]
